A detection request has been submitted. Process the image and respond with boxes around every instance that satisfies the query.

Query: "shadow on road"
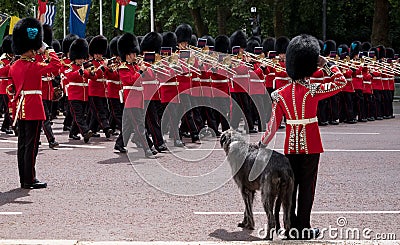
[209,228,260,241]
[0,188,32,207]
[97,153,130,165]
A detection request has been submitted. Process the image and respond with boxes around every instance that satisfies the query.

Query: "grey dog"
[220,129,294,239]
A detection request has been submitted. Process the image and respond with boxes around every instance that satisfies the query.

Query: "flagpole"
[150,0,154,31]
[100,0,103,35]
[63,0,66,38]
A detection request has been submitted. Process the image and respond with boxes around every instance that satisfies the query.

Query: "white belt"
[374,77,382,79]
[41,77,52,82]
[192,78,201,82]
[21,90,42,95]
[286,116,318,125]
[311,78,324,81]
[382,78,390,81]
[269,73,276,76]
[346,78,352,81]
[233,74,250,78]
[363,81,372,84]
[160,82,179,86]
[184,73,192,77]
[107,80,122,85]
[142,80,159,85]
[275,77,290,80]
[356,75,363,78]
[95,78,107,82]
[250,79,264,83]
[212,79,229,83]
[200,79,211,83]
[69,82,88,87]
[123,86,144,91]
[13,90,43,126]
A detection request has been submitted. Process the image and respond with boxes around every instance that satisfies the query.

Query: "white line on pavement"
[185,148,400,152]
[194,211,400,215]
[0,140,106,149]
[0,212,22,215]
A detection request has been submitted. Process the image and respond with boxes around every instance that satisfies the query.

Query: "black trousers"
[329,94,339,122]
[373,90,383,118]
[318,99,329,123]
[230,92,254,132]
[286,153,320,230]
[190,96,205,131]
[353,89,366,120]
[213,97,231,132]
[42,100,55,143]
[340,92,355,122]
[0,94,11,131]
[179,94,199,135]
[88,96,110,132]
[17,120,42,184]
[364,93,376,119]
[63,96,73,128]
[197,96,218,133]
[116,107,149,150]
[161,102,181,140]
[108,98,123,131]
[145,100,164,147]
[251,94,270,132]
[69,100,90,136]
[383,90,392,117]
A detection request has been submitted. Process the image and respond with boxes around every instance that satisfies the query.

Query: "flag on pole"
[112,0,137,34]
[0,13,10,46]
[38,0,57,26]
[70,0,91,38]
[8,16,20,35]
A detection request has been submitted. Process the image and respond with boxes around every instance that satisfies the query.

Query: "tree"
[371,0,390,46]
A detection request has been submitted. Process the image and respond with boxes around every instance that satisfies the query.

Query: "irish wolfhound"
[220,129,294,240]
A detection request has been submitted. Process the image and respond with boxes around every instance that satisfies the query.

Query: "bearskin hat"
[322,40,336,56]
[62,34,79,55]
[202,35,215,47]
[337,44,349,58]
[286,34,320,80]
[189,34,198,46]
[230,30,247,49]
[52,39,61,53]
[386,48,395,59]
[245,37,260,54]
[251,36,262,45]
[214,35,230,54]
[350,41,362,58]
[369,47,378,58]
[162,32,177,51]
[275,36,290,54]
[42,24,53,46]
[376,45,386,59]
[362,42,372,52]
[141,32,162,53]
[137,36,143,45]
[175,23,192,43]
[89,35,108,56]
[318,40,324,54]
[12,17,43,55]
[109,36,120,57]
[262,37,275,53]
[118,33,140,62]
[69,38,89,61]
[1,35,13,54]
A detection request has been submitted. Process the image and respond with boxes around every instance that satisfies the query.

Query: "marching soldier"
[9,17,61,189]
[273,36,290,90]
[370,47,384,120]
[0,35,13,135]
[262,37,276,95]
[350,41,367,122]
[319,40,336,126]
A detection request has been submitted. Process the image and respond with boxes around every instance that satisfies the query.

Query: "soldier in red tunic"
[10,18,61,189]
[261,37,276,96]
[0,35,13,135]
[260,34,347,239]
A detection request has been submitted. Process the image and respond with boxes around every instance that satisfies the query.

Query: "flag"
[70,0,91,38]
[0,13,10,46]
[8,16,20,35]
[38,0,56,26]
[112,0,137,33]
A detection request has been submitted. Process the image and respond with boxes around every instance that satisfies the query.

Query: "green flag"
[0,13,10,46]
[112,0,137,34]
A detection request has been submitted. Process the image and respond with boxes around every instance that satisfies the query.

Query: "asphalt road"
[0,103,399,243]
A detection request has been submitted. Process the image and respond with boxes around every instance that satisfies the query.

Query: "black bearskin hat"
[89,35,108,56]
[109,36,120,57]
[175,23,192,43]
[337,44,349,58]
[42,24,53,46]
[69,38,89,61]
[189,34,197,46]
[286,34,320,80]
[141,32,162,53]
[230,30,247,49]
[202,35,215,47]
[12,17,43,55]
[262,37,275,53]
[362,42,372,52]
[350,41,361,58]
[1,35,13,54]
[376,45,386,59]
[245,37,260,54]
[318,40,324,54]
[62,34,79,55]
[52,39,61,53]
[162,32,177,51]
[386,48,395,59]
[118,33,140,62]
[275,36,290,54]
[214,35,230,54]
[137,36,143,45]
[322,40,336,56]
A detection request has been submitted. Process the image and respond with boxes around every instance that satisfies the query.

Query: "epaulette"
[270,90,280,102]
[118,62,129,70]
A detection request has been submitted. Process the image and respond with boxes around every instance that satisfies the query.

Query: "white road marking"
[194,211,400,215]
[0,212,22,215]
[0,140,106,149]
[185,148,400,152]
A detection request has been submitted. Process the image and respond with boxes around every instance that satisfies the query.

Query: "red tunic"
[341,67,354,93]
[119,62,144,109]
[309,68,325,84]
[362,67,373,94]
[141,66,161,101]
[64,63,92,101]
[88,59,107,97]
[9,51,61,121]
[249,63,266,95]
[261,65,347,154]
[264,65,275,89]
[351,65,363,90]
[230,63,250,93]
[274,61,289,89]
[159,60,179,103]
[105,67,122,99]
[197,63,212,97]
[211,67,230,98]
[371,68,383,91]
[0,57,11,95]
[36,54,59,101]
